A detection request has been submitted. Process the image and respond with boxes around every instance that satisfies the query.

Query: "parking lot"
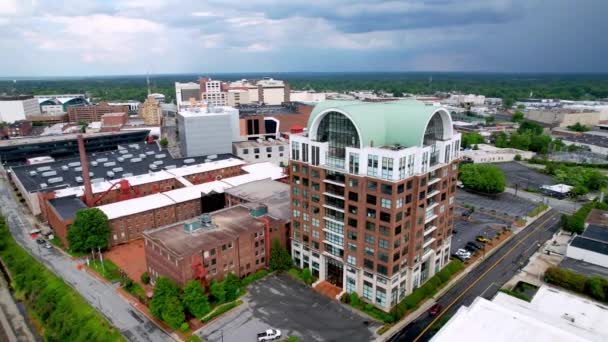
[197,274,378,342]
[452,209,510,253]
[457,190,537,218]
[495,162,554,190]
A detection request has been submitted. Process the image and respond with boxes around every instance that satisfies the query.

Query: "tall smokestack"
[77,134,94,206]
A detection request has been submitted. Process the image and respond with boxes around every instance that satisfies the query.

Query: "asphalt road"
[0,173,171,342]
[389,209,561,342]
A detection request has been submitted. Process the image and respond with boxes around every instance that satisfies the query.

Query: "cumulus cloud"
[0,0,606,75]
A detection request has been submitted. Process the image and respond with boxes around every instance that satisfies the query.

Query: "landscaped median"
[0,216,124,341]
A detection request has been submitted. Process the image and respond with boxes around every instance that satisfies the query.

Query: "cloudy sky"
[0,0,606,76]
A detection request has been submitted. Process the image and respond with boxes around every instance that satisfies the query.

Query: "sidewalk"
[376,210,552,341]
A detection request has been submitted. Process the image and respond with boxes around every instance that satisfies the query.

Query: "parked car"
[476,236,490,243]
[44,242,53,249]
[36,238,45,245]
[466,242,481,251]
[257,329,282,341]
[456,249,472,259]
[464,245,477,253]
[451,254,465,262]
[429,303,442,316]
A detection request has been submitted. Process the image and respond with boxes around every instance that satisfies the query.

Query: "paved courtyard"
[495,162,554,190]
[104,239,148,286]
[457,190,537,218]
[197,274,378,342]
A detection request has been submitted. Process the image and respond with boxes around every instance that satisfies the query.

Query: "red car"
[429,303,442,316]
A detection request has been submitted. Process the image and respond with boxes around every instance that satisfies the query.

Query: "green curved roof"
[307,100,444,148]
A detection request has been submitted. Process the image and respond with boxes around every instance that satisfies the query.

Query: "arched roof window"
[423,112,445,146]
[316,111,360,160]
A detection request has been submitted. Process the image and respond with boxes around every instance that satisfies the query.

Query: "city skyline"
[1,0,607,76]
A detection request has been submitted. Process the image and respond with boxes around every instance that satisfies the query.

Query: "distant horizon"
[2,70,608,81]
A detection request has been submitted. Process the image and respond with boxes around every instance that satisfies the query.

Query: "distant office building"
[107,101,140,112]
[290,100,461,311]
[200,78,228,107]
[139,95,162,126]
[445,94,486,107]
[525,109,600,128]
[226,89,250,107]
[175,82,201,110]
[0,95,41,123]
[290,91,327,103]
[67,102,129,123]
[229,78,289,105]
[233,138,289,166]
[36,94,88,115]
[461,144,535,163]
[177,106,241,157]
[149,93,165,104]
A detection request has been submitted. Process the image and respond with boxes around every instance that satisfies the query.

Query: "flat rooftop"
[48,196,87,221]
[237,105,299,116]
[570,236,608,256]
[225,179,291,221]
[586,209,608,226]
[432,285,608,342]
[11,141,234,193]
[232,138,288,148]
[582,224,608,243]
[0,130,147,148]
[144,205,265,257]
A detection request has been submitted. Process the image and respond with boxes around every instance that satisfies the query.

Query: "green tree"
[461,132,484,148]
[209,280,226,304]
[511,111,524,122]
[567,122,589,132]
[159,137,168,147]
[459,164,506,194]
[141,271,150,285]
[518,121,544,135]
[150,277,182,321]
[223,273,241,302]
[528,134,552,154]
[67,208,110,253]
[183,280,211,318]
[484,116,495,125]
[586,277,606,301]
[514,154,522,161]
[494,132,509,148]
[508,132,532,151]
[301,268,313,285]
[269,239,293,271]
[162,296,185,329]
[502,97,514,110]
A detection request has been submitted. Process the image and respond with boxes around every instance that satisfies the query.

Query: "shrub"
[269,239,293,271]
[159,137,169,147]
[350,292,361,306]
[141,271,150,284]
[514,154,522,161]
[183,280,211,319]
[179,322,190,333]
[209,280,226,304]
[223,273,241,302]
[187,336,203,342]
[300,268,313,285]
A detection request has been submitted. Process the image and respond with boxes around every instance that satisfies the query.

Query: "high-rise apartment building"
[289,100,461,311]
[139,95,162,125]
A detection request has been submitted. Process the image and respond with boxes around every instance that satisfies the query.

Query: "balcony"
[325,182,345,197]
[324,170,345,186]
[424,225,437,236]
[428,177,441,186]
[423,236,435,248]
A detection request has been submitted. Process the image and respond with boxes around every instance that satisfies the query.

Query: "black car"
[466,242,481,250]
[464,245,478,253]
[36,238,45,245]
[451,253,465,262]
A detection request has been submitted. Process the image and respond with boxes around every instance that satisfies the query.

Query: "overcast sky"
[0,0,606,76]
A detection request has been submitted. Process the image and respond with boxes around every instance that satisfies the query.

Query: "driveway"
[197,274,378,342]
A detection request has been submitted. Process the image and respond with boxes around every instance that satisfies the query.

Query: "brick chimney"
[77,134,94,206]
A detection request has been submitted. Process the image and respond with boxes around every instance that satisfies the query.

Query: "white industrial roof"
[241,162,286,180]
[97,193,176,220]
[162,181,230,203]
[165,158,245,177]
[432,286,608,342]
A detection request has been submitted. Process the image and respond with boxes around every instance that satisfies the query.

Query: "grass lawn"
[89,259,122,282]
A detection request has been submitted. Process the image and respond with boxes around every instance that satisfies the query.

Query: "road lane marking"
[413,211,559,341]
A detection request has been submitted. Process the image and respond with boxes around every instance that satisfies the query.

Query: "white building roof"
[97,193,175,220]
[162,181,230,203]
[432,286,608,342]
[241,162,286,180]
[541,184,573,194]
[165,158,245,177]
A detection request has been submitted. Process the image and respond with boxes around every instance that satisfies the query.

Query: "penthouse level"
[0,130,150,163]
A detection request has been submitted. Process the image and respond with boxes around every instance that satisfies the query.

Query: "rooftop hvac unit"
[47,177,63,184]
[119,149,128,154]
[29,171,37,176]
[36,166,52,172]
[155,154,166,159]
[149,164,157,170]
[106,171,115,178]
[91,161,98,166]
[123,173,133,177]
[74,166,82,172]
[128,144,138,149]
[130,158,142,163]
[153,160,164,165]
[123,154,133,159]
[165,165,176,170]
[200,213,213,227]
[117,157,125,162]
[68,162,81,167]
[41,170,57,177]
[61,165,69,171]
[139,154,146,158]
[91,178,104,184]
[112,167,124,173]
[75,176,83,183]
[103,161,116,167]
[40,183,47,189]
[96,158,108,163]
[183,158,195,164]
[89,172,94,177]
[146,151,155,155]
[208,154,217,159]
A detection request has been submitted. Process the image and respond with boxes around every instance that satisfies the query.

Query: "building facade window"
[367,155,379,176]
[381,157,393,180]
[349,152,360,174]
